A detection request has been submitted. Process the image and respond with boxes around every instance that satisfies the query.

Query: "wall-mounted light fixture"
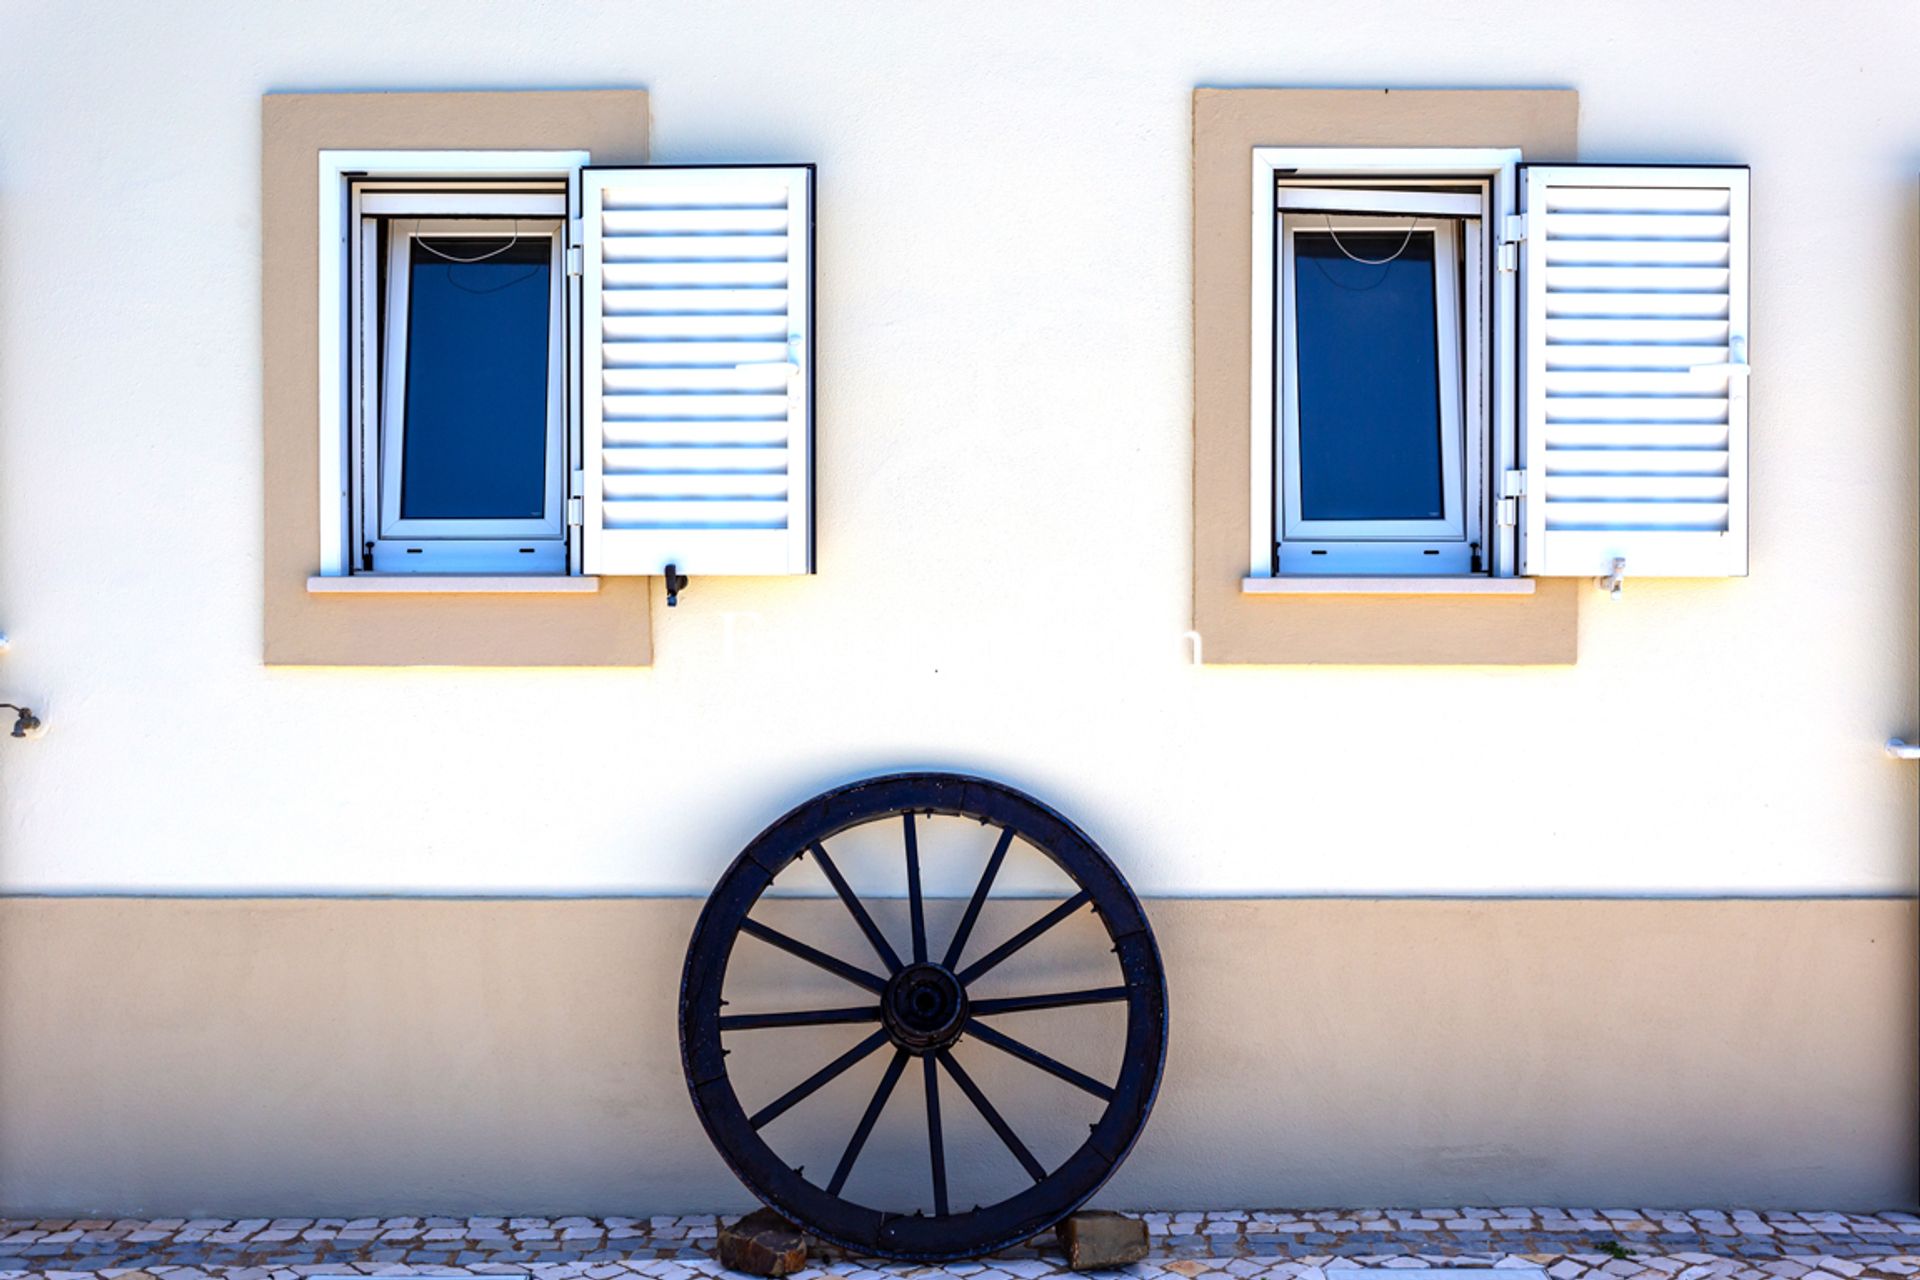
[1,702,43,739]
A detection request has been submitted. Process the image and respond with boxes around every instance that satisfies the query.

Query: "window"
[1277,189,1484,574]
[316,151,816,584]
[352,189,569,573]
[1250,150,1750,586]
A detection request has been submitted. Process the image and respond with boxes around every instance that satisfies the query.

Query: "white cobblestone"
[0,1212,1915,1280]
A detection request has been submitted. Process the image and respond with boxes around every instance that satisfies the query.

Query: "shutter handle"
[736,336,804,378]
[1691,336,1750,378]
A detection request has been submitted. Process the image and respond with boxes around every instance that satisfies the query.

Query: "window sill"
[1242,576,1535,596]
[307,575,601,595]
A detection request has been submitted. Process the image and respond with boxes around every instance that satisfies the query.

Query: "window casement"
[352,192,569,574]
[318,151,816,584]
[1249,149,1749,589]
[1276,189,1485,575]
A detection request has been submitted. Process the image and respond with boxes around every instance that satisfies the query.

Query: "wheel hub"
[883,962,968,1053]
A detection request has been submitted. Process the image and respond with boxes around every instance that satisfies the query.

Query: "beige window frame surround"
[1192,88,1582,665]
[262,89,653,666]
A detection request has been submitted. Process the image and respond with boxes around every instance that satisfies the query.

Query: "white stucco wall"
[0,0,1913,897]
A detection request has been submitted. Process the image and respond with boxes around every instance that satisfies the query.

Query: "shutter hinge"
[566,245,584,278]
[1496,470,1526,527]
[1498,213,1527,273]
[567,470,585,527]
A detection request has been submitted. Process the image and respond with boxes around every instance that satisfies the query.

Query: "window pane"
[1293,230,1445,521]
[400,236,552,520]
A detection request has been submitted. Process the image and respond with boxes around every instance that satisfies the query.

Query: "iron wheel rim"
[679,772,1168,1262]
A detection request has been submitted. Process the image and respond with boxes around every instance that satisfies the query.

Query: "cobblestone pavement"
[1,1210,1916,1280]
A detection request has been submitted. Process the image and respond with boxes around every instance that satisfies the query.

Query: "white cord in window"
[1322,213,1417,265]
[414,221,523,264]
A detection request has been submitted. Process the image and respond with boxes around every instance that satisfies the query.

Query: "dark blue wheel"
[679,773,1167,1262]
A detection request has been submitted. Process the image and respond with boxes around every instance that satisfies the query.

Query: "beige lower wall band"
[0,896,1911,1215]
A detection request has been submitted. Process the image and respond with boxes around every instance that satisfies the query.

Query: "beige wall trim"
[262,90,653,667]
[1192,89,1582,665]
[1,895,1911,1214]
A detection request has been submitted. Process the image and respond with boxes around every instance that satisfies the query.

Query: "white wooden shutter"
[1518,165,1749,578]
[581,165,814,576]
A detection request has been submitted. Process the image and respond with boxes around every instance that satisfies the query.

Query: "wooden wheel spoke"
[956,889,1092,985]
[941,827,1015,970]
[719,1005,883,1032]
[740,918,888,994]
[964,1019,1115,1102]
[904,814,928,965]
[968,986,1129,1018]
[749,1028,890,1130]
[827,1048,910,1196]
[809,842,903,974]
[923,1054,949,1216]
[936,1050,1047,1183]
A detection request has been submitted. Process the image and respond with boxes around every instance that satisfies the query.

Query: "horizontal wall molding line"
[0,891,1912,903]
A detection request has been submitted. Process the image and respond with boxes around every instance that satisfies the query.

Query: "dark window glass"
[1293,230,1445,521]
[400,236,552,520]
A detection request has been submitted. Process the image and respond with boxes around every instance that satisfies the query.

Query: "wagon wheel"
[680,773,1168,1262]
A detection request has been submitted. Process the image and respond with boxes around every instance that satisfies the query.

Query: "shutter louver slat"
[602,392,792,418]
[602,420,793,448]
[1546,449,1732,476]
[1543,502,1731,531]
[1519,165,1750,578]
[1544,422,1731,450]
[1545,345,1730,370]
[582,165,814,578]
[1544,240,1730,266]
[602,261,791,287]
[603,314,792,340]
[601,208,790,234]
[600,500,791,528]
[600,180,790,209]
[602,235,791,262]
[603,340,792,367]
[604,288,789,314]
[602,473,790,499]
[604,446,789,472]
[603,366,795,392]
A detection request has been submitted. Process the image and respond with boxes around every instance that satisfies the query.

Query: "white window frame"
[316,150,588,577]
[357,211,567,573]
[1276,204,1480,575]
[1249,147,1521,580]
